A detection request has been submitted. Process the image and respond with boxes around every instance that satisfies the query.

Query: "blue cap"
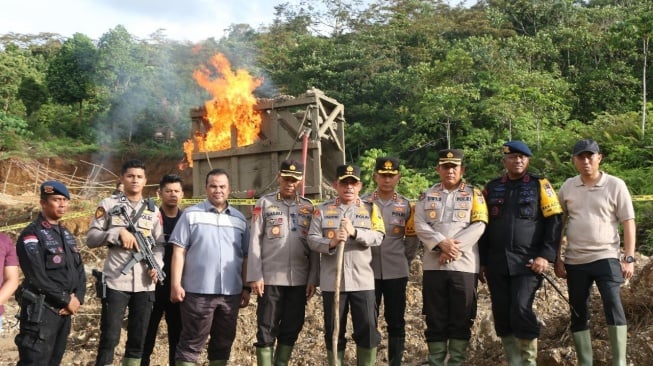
[502,141,532,157]
[40,180,70,200]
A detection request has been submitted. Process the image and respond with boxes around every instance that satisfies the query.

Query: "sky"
[0,0,283,43]
[0,0,476,43]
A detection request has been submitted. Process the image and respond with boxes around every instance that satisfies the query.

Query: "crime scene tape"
[0,195,648,233]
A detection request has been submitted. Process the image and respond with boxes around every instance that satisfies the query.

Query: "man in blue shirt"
[169,168,251,366]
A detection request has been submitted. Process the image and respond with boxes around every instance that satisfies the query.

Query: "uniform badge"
[429,211,436,219]
[272,226,281,235]
[95,207,106,219]
[52,254,63,264]
[393,227,400,234]
[314,209,321,217]
[458,211,467,218]
[327,230,335,239]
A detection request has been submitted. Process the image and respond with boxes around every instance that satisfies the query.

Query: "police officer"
[361,157,418,366]
[247,160,318,366]
[15,180,86,365]
[308,164,385,366]
[479,141,563,365]
[414,149,488,366]
[87,159,165,366]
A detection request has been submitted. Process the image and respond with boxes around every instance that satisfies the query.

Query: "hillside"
[0,155,652,365]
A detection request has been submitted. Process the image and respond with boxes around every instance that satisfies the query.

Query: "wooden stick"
[332,237,345,366]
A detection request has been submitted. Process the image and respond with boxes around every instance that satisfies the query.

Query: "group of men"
[5,137,635,366]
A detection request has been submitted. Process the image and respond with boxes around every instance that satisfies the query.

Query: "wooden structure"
[189,88,346,199]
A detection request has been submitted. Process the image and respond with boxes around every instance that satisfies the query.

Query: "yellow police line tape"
[3,195,653,233]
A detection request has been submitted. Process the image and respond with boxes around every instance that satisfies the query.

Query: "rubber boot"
[517,338,537,366]
[256,346,273,366]
[447,339,469,366]
[427,341,447,366]
[273,344,294,366]
[208,360,227,366]
[122,358,141,366]
[388,337,405,366]
[501,336,521,366]
[175,362,196,366]
[572,330,593,366]
[356,346,377,366]
[327,350,344,366]
[608,325,627,366]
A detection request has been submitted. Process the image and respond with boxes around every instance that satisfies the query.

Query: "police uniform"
[86,191,164,365]
[360,157,418,365]
[246,160,318,363]
[15,181,86,365]
[479,141,562,341]
[414,149,488,362]
[307,165,385,360]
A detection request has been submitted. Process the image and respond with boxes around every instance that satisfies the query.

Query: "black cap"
[40,180,70,200]
[573,139,600,156]
[375,157,400,175]
[336,164,361,181]
[438,149,464,166]
[502,141,532,157]
[279,159,304,179]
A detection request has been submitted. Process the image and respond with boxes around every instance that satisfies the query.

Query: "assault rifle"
[110,205,166,285]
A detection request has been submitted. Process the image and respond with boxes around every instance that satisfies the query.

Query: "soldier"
[87,159,165,366]
[414,149,488,366]
[479,141,563,365]
[308,164,385,366]
[15,181,86,365]
[142,174,185,366]
[247,160,319,366]
[360,157,418,365]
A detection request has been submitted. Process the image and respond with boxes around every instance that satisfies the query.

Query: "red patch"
[314,209,321,217]
[252,206,262,220]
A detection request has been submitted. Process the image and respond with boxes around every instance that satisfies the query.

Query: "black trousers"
[255,285,307,347]
[486,272,542,339]
[374,277,408,338]
[15,305,71,366]
[142,284,182,366]
[95,288,154,366]
[565,258,626,332]
[322,290,380,350]
[422,271,478,342]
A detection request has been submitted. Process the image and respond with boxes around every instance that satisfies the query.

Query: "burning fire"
[183,53,263,167]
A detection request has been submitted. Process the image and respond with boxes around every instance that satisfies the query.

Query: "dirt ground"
[1,156,651,365]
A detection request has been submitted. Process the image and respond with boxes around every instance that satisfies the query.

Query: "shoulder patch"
[95,207,106,219]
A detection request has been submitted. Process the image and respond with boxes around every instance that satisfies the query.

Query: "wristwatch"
[622,255,635,263]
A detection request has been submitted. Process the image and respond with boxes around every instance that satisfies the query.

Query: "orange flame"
[183,53,263,167]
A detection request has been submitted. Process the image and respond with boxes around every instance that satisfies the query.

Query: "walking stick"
[332,227,346,366]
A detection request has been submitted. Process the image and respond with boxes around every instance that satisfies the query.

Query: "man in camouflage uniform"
[87,159,165,366]
[414,149,488,366]
[361,157,418,365]
[247,160,319,366]
[308,164,385,366]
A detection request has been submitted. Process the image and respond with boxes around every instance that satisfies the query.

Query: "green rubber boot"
[608,325,627,366]
[447,339,469,366]
[273,344,294,366]
[356,346,377,366]
[501,336,521,366]
[122,358,141,366]
[517,338,537,366]
[175,362,196,366]
[388,337,405,366]
[572,330,593,366]
[208,360,227,366]
[327,350,344,366]
[256,346,273,366]
[427,341,447,366]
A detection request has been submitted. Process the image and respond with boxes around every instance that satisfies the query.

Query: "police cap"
[336,164,361,181]
[502,141,532,157]
[40,180,70,200]
[438,149,464,166]
[279,159,304,179]
[375,157,400,175]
